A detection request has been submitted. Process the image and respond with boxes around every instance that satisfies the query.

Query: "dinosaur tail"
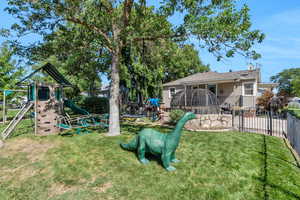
[120,136,138,151]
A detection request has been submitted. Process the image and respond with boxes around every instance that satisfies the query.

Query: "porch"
[184,82,256,108]
[169,82,257,112]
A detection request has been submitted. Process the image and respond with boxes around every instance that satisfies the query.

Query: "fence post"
[238,110,241,132]
[232,109,234,129]
[268,111,273,136]
[241,110,244,132]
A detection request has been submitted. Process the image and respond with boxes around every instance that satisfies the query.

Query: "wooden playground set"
[1,63,108,141]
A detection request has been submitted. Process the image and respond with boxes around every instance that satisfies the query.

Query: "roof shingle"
[163,69,259,86]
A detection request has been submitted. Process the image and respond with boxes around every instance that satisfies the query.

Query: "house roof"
[17,63,73,87]
[163,69,260,87]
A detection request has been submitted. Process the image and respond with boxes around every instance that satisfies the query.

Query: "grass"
[289,108,300,119]
[0,109,20,122]
[1,121,300,199]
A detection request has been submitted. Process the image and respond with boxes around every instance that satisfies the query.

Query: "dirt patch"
[0,140,4,148]
[0,165,37,182]
[0,165,37,183]
[48,183,79,198]
[0,138,60,162]
[94,182,113,193]
[0,138,60,184]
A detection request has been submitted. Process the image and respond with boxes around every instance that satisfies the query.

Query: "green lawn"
[289,109,300,119]
[0,122,300,200]
[0,109,22,121]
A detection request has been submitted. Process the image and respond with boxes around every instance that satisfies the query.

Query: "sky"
[0,0,300,83]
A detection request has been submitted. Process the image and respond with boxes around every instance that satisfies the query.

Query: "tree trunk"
[107,48,121,136]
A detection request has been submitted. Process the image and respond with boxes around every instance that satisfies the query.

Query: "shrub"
[169,109,185,124]
[76,96,109,114]
[257,90,274,110]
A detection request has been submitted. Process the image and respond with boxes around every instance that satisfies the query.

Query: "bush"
[169,109,185,124]
[257,90,274,110]
[76,96,109,114]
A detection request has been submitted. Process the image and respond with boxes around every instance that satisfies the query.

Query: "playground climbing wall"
[36,83,63,135]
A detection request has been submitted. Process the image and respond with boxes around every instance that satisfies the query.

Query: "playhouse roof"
[17,63,73,87]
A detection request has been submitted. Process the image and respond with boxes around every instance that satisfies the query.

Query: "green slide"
[64,99,90,115]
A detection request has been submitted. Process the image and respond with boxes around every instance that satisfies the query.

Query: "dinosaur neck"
[169,116,189,139]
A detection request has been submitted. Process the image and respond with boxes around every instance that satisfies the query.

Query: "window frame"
[242,82,256,96]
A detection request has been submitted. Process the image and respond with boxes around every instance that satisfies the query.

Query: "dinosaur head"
[184,112,196,121]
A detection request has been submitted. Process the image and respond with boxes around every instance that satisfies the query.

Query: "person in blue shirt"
[147,97,160,121]
[148,98,160,107]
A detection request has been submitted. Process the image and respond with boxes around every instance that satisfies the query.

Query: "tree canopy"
[0,42,23,100]
[271,68,300,97]
[4,0,264,135]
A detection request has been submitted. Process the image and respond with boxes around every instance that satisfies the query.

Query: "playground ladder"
[1,102,34,140]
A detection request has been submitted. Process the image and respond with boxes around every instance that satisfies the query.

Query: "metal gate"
[233,110,287,138]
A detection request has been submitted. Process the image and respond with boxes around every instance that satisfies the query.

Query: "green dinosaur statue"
[120,112,196,171]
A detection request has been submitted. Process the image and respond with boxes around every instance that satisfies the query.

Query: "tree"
[26,23,110,98]
[0,42,23,100]
[5,0,264,136]
[256,90,274,110]
[27,16,208,104]
[271,68,300,97]
[292,78,300,97]
[120,41,209,104]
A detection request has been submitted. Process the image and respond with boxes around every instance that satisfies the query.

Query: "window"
[38,86,50,101]
[243,83,254,96]
[55,87,62,101]
[169,87,176,98]
[28,84,35,101]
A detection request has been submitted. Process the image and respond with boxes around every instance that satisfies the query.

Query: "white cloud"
[270,9,300,26]
[259,44,300,59]
[254,8,300,60]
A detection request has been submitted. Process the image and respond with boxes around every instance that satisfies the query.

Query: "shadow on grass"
[121,146,165,169]
[121,123,153,134]
[262,135,269,200]
[255,175,300,200]
[257,135,300,200]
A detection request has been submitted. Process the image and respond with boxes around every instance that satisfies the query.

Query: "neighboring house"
[98,85,110,98]
[162,68,276,110]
